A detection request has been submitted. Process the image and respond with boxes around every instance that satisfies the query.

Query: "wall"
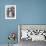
[0,0,46,44]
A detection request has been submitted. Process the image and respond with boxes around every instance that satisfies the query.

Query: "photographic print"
[18,24,46,46]
[18,24,46,41]
[5,5,16,19]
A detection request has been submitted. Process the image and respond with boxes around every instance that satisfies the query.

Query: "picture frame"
[18,24,46,42]
[5,5,16,19]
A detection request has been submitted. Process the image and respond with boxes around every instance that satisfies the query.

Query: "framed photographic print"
[18,24,46,42]
[5,5,16,19]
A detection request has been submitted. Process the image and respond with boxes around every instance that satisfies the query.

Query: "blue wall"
[0,0,46,44]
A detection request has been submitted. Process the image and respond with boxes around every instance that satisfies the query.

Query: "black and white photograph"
[18,24,46,46]
[5,5,16,19]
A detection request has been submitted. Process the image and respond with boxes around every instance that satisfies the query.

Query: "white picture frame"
[18,24,46,42]
[5,5,16,19]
